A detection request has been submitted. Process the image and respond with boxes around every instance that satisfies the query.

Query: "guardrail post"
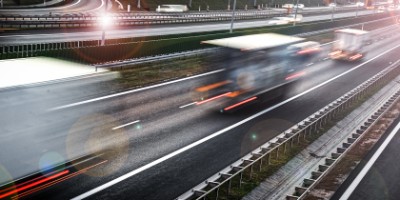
[288,137,294,149]
[249,164,254,179]
[317,118,323,130]
[283,141,288,154]
[259,157,263,172]
[214,187,220,200]
[303,129,308,140]
[312,122,318,134]
[323,115,328,126]
[227,179,232,195]
[266,152,271,165]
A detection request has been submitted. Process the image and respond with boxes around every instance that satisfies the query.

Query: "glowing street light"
[100,13,112,46]
[100,0,112,46]
[101,14,112,27]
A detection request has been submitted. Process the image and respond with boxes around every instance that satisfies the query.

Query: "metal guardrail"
[176,46,400,200]
[91,18,398,70]
[0,7,363,28]
[289,60,400,200]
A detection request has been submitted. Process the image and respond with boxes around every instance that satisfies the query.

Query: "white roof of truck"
[0,57,108,89]
[335,28,368,35]
[201,33,305,51]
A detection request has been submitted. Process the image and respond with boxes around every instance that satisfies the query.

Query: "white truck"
[194,33,320,112]
[330,28,370,61]
[156,4,189,13]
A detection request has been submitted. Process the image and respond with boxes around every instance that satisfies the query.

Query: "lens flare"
[38,152,65,175]
[66,114,129,177]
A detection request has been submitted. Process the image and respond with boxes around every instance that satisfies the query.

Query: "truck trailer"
[330,28,369,61]
[193,33,320,112]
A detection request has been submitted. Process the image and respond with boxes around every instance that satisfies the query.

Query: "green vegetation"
[112,55,206,89]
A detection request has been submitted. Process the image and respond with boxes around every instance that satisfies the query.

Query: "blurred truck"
[156,4,189,13]
[193,33,320,112]
[330,28,369,61]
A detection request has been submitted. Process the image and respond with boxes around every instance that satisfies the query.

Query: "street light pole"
[101,0,108,46]
[230,0,237,33]
[293,0,299,26]
[331,0,336,21]
[356,4,359,17]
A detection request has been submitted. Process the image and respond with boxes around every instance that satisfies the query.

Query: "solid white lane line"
[112,120,140,130]
[71,40,400,200]
[49,69,224,111]
[339,121,400,200]
[179,102,197,109]
[306,63,314,67]
[323,57,330,60]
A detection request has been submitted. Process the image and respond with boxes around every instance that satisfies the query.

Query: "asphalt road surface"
[331,118,400,200]
[0,24,400,200]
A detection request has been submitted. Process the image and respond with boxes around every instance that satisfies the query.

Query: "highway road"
[0,0,104,15]
[331,118,400,200]
[0,0,357,15]
[0,9,378,45]
[1,24,400,200]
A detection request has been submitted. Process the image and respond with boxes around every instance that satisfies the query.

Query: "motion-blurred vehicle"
[330,28,369,61]
[377,5,386,12]
[356,2,365,6]
[267,17,291,25]
[156,4,189,13]
[294,4,305,9]
[329,3,337,7]
[282,4,294,8]
[267,14,303,25]
[194,33,319,112]
[287,41,322,59]
[285,14,303,22]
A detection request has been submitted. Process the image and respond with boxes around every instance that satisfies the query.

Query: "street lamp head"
[100,14,112,27]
